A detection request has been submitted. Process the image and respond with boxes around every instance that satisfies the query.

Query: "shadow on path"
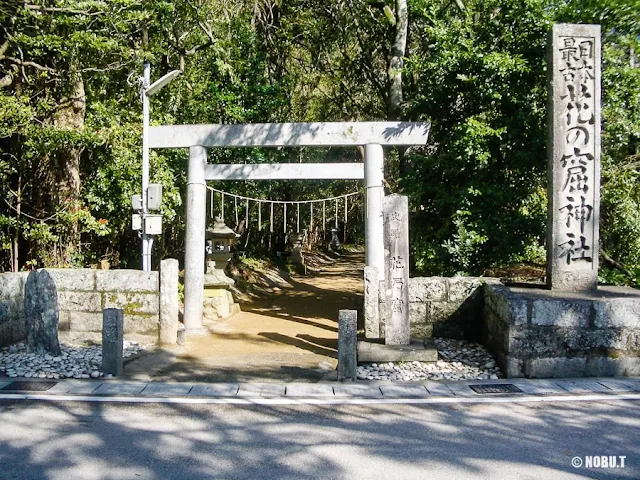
[125,252,364,383]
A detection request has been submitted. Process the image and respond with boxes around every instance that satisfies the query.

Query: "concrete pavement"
[1,376,638,479]
[0,398,637,479]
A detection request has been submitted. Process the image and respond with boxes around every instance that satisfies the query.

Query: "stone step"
[357,338,438,363]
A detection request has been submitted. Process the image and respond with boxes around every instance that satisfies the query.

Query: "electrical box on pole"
[131,194,142,211]
[147,184,163,210]
[144,215,163,235]
[132,213,142,231]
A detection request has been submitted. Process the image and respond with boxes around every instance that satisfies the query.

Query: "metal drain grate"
[1,381,57,392]
[469,384,523,394]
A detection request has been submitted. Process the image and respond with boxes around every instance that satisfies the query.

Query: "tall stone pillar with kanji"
[383,194,410,345]
[547,24,601,291]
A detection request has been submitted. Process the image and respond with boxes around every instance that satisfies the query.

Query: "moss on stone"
[122,301,144,315]
[125,312,155,319]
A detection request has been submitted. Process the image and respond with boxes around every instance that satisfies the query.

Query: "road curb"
[1,376,640,405]
[0,391,639,406]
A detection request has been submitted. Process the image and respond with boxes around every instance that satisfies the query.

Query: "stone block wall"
[484,282,640,377]
[0,272,29,346]
[52,269,160,343]
[378,277,484,340]
[0,261,179,347]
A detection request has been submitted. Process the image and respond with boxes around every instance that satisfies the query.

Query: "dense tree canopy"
[0,0,638,285]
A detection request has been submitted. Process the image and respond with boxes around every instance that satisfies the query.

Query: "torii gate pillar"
[364,144,385,276]
[183,145,207,334]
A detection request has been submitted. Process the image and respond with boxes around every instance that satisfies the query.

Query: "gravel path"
[0,342,147,379]
[357,338,503,382]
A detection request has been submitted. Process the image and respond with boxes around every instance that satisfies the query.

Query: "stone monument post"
[102,308,124,376]
[547,23,601,291]
[338,309,357,381]
[159,258,179,344]
[383,194,410,345]
[24,269,62,356]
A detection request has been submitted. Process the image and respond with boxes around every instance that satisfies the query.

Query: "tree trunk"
[48,73,86,266]
[388,0,408,121]
[53,74,84,199]
[388,0,409,178]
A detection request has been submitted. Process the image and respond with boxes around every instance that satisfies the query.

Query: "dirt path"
[126,252,364,383]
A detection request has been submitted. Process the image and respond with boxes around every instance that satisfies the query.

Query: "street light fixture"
[147,69,182,96]
[140,62,181,271]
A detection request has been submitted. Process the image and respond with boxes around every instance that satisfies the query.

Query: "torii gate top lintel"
[149,121,431,149]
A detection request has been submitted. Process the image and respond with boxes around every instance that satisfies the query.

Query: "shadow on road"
[0,399,637,479]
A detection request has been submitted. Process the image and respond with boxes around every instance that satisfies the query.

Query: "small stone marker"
[338,309,357,382]
[547,23,601,291]
[102,308,124,376]
[24,269,62,356]
[383,194,410,345]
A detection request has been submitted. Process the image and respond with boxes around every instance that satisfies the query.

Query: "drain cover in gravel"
[469,384,522,394]
[1,381,56,392]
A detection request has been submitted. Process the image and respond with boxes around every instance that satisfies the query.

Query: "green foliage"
[0,0,638,286]
[0,0,378,270]
[404,0,551,275]
[402,0,640,281]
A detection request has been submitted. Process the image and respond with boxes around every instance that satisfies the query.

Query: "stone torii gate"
[148,121,430,334]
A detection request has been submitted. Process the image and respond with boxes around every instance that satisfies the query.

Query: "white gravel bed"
[357,337,503,382]
[0,342,147,380]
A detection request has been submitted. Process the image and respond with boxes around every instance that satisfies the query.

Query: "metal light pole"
[141,61,151,271]
[139,62,181,271]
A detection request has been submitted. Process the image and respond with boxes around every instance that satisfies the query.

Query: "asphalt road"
[0,399,638,479]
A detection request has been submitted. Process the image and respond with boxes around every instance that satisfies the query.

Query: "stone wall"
[0,272,29,346]
[484,282,640,377]
[0,261,179,347]
[378,277,484,340]
[53,269,160,343]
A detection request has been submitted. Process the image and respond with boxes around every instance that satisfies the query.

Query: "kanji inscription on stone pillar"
[547,23,601,291]
[383,194,410,345]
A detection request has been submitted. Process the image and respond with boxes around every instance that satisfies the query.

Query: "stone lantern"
[330,227,341,251]
[203,217,240,319]
[205,216,238,281]
[289,231,305,267]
